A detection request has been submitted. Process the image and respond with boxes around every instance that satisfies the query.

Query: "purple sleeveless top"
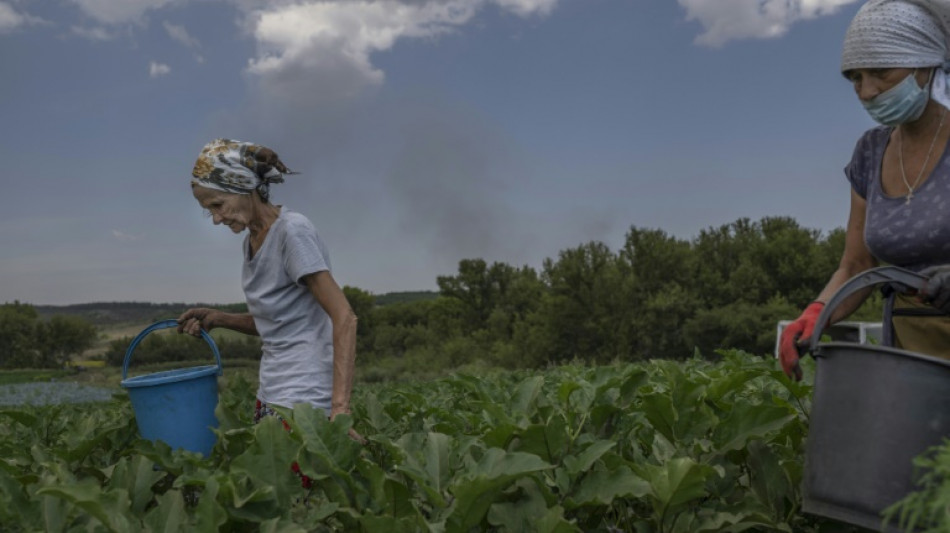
[846,126,950,271]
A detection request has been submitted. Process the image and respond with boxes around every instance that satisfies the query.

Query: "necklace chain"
[899,108,948,205]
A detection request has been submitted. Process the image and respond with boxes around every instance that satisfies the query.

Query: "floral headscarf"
[191,139,295,202]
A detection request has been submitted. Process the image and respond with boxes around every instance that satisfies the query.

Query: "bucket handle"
[122,319,223,380]
[807,266,928,353]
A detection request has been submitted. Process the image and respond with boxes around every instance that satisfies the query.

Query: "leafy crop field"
[0,352,868,532]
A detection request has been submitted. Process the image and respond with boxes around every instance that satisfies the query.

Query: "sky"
[0,0,878,305]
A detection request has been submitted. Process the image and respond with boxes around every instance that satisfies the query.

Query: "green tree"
[683,296,800,357]
[618,227,695,359]
[519,242,626,364]
[0,302,39,368]
[35,315,98,368]
[343,286,377,356]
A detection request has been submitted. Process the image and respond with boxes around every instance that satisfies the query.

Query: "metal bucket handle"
[122,319,223,380]
[807,266,928,353]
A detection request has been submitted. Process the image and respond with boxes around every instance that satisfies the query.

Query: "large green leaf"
[356,456,419,519]
[704,369,760,406]
[222,417,302,519]
[36,480,136,533]
[712,403,796,454]
[511,417,569,464]
[0,409,38,428]
[669,509,790,533]
[509,376,545,418]
[219,473,280,522]
[488,478,576,532]
[565,465,650,508]
[0,466,36,525]
[745,440,792,521]
[359,514,433,533]
[635,457,718,517]
[59,416,127,462]
[260,516,308,533]
[193,477,228,532]
[290,404,361,476]
[40,492,70,533]
[640,392,678,442]
[362,392,396,435]
[562,439,615,477]
[446,449,552,531]
[557,380,594,414]
[394,432,454,507]
[107,455,165,514]
[618,368,649,405]
[228,416,301,512]
[142,490,187,533]
[482,421,520,449]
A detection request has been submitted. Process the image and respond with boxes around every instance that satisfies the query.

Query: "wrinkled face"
[844,67,928,103]
[192,185,253,233]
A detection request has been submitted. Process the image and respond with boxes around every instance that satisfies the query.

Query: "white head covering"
[841,0,950,110]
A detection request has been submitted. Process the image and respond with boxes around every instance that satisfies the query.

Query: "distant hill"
[32,291,439,326]
[34,302,248,326]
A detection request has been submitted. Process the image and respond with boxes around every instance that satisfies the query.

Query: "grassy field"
[85,322,149,359]
[0,359,260,393]
[0,369,73,385]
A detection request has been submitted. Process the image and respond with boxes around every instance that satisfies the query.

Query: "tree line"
[0,302,98,369]
[1,216,880,372]
[346,216,879,378]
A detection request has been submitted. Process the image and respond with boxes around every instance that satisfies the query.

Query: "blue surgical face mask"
[862,70,931,126]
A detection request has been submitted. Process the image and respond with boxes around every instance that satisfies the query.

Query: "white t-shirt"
[242,208,333,411]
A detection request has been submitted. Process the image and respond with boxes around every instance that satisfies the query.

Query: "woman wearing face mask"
[780,0,950,380]
[176,139,362,447]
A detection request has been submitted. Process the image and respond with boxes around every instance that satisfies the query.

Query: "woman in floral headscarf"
[177,139,360,445]
[780,0,950,379]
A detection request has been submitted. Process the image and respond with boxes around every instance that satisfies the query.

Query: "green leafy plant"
[0,351,854,531]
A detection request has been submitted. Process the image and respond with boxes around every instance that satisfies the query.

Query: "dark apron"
[886,292,950,358]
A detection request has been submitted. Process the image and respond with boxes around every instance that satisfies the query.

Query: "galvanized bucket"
[803,267,950,532]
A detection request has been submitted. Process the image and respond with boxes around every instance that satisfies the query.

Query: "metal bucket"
[120,320,223,456]
[803,267,950,531]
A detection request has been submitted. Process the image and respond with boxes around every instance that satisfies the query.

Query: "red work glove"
[779,301,825,381]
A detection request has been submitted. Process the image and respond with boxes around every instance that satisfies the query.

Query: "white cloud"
[149,61,171,77]
[0,2,44,32]
[111,229,143,242]
[0,2,23,31]
[163,20,200,48]
[71,25,113,41]
[71,0,174,25]
[246,1,478,89]
[492,0,558,17]
[243,0,560,105]
[678,0,859,47]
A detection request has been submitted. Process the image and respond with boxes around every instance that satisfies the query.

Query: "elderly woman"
[780,0,950,379]
[177,139,359,434]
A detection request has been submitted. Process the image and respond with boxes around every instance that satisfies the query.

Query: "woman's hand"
[778,301,825,381]
[330,406,366,444]
[920,265,950,313]
[176,308,221,336]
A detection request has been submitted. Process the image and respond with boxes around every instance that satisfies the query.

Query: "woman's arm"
[816,188,879,323]
[302,271,358,420]
[177,308,259,337]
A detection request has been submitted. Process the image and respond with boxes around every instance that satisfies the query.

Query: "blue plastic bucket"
[120,320,223,456]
